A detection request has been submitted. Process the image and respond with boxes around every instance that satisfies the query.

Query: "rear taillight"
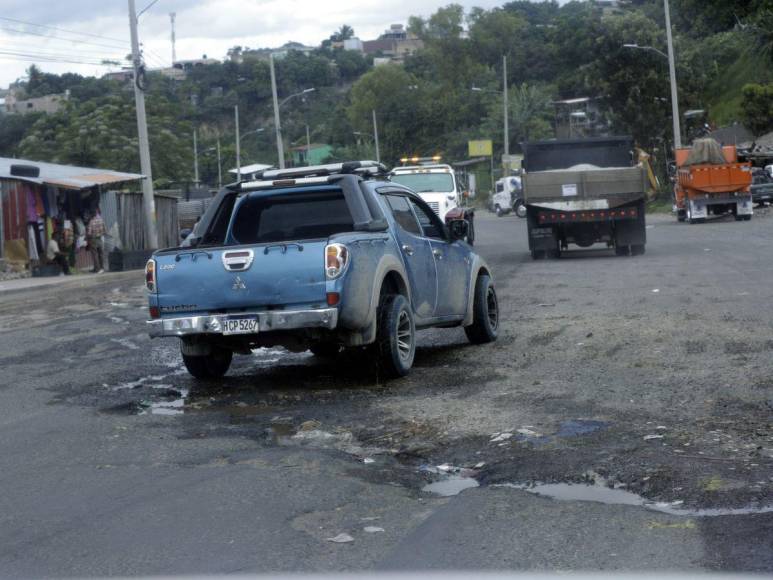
[145,259,156,292]
[325,243,349,280]
[149,306,160,319]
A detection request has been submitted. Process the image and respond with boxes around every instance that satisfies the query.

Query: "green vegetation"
[1,0,771,187]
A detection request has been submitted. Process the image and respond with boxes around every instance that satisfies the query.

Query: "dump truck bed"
[523,166,647,208]
[677,163,752,195]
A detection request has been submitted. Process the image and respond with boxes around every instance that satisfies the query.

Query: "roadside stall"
[0,157,145,275]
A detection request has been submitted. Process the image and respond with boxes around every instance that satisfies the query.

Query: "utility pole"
[169,12,176,64]
[270,53,285,168]
[216,136,222,188]
[234,105,241,179]
[372,109,380,163]
[305,125,311,166]
[193,128,199,184]
[664,0,682,149]
[128,0,158,249]
[503,55,509,158]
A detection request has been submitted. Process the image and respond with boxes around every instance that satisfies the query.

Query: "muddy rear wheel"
[376,294,415,378]
[182,346,232,379]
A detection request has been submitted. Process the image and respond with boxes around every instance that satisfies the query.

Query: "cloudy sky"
[0,0,561,88]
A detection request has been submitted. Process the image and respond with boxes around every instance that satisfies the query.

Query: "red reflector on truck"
[149,306,160,319]
[326,292,340,306]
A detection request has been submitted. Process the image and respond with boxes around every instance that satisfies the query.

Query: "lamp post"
[269,52,316,169]
[622,1,682,149]
[202,143,222,189]
[472,80,509,161]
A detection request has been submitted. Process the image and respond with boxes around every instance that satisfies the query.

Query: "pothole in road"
[494,481,773,517]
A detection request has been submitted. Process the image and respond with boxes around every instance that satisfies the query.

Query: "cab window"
[385,194,422,236]
[409,198,445,240]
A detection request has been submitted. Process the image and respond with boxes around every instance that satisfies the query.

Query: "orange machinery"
[674,144,753,223]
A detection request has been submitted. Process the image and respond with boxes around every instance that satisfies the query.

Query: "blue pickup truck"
[145,161,498,379]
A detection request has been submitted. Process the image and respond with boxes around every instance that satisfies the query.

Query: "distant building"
[236,42,317,63]
[552,97,608,139]
[343,38,364,52]
[3,89,69,115]
[291,144,332,166]
[362,24,423,63]
[102,69,134,82]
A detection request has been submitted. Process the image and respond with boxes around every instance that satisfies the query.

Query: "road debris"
[644,434,665,440]
[490,432,513,443]
[326,533,354,543]
[363,526,385,533]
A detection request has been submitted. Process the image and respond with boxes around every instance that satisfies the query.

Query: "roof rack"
[255,160,388,181]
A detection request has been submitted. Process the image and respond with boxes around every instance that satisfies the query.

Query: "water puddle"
[497,482,773,517]
[423,475,480,496]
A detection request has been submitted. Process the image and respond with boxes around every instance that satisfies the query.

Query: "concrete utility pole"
[169,12,176,64]
[664,0,682,149]
[128,0,158,249]
[305,125,311,166]
[270,53,285,169]
[216,136,222,188]
[234,105,241,179]
[372,109,380,163]
[503,55,509,158]
[193,128,199,184]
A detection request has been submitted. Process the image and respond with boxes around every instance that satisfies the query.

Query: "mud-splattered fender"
[332,235,411,338]
[462,255,493,326]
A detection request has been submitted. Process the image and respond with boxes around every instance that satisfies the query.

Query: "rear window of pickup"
[228,188,354,245]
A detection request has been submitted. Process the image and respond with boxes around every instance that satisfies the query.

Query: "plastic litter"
[652,289,660,293]
[326,533,354,543]
[490,432,513,443]
[517,428,541,437]
[644,434,664,440]
[363,526,385,533]
[363,457,375,464]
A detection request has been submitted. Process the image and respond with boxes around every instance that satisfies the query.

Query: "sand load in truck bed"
[683,138,728,166]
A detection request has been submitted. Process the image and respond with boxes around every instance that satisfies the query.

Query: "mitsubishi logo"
[232,276,247,291]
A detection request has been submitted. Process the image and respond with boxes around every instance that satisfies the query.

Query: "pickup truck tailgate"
[154,242,327,313]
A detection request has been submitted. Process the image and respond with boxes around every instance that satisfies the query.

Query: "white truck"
[492,175,526,218]
[390,160,476,243]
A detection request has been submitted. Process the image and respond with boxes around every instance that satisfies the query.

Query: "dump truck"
[674,139,753,223]
[522,137,647,259]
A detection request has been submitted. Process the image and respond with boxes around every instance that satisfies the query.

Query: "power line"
[0,52,119,66]
[0,24,130,52]
[0,15,130,46]
[1,41,125,59]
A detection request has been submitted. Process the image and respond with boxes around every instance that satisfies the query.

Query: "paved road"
[1,210,771,576]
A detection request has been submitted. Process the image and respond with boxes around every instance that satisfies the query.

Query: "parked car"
[751,168,773,206]
[145,161,499,379]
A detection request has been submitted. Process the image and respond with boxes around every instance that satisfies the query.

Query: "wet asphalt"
[0,210,772,576]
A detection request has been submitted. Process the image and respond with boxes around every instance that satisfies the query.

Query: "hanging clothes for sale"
[27,225,39,261]
[26,187,38,222]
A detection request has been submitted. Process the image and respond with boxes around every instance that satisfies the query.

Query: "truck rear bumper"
[147,308,338,338]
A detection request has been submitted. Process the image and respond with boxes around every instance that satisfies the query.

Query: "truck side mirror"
[448,219,469,242]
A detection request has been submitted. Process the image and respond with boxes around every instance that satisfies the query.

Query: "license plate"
[222,317,259,335]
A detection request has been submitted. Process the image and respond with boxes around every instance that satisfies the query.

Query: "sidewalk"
[0,270,141,297]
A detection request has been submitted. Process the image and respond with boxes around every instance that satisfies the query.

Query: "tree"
[740,83,773,136]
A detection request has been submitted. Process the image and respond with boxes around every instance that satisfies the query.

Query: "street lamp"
[269,52,317,169]
[471,58,510,157]
[622,0,682,148]
[202,141,222,189]
[623,43,668,59]
[279,87,315,109]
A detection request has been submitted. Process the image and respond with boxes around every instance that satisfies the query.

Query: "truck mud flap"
[614,200,647,246]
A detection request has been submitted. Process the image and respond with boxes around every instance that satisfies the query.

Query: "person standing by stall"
[86,208,106,274]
